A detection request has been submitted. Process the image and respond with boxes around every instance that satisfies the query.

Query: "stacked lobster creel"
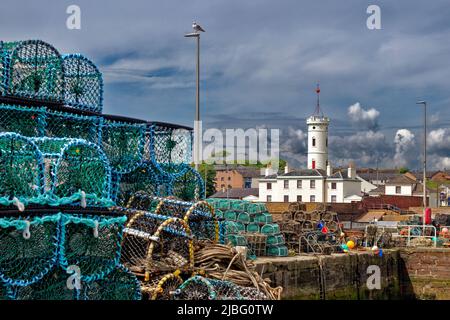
[108,120,204,206]
[122,194,280,300]
[0,40,140,300]
[0,133,140,300]
[279,202,343,254]
[118,193,219,300]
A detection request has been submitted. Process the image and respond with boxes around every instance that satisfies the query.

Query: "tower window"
[313,126,316,129]
[312,138,316,147]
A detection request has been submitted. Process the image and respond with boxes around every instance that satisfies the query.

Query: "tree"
[399,167,410,174]
[196,162,217,198]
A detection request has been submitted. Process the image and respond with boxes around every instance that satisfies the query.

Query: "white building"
[258,86,362,203]
[259,164,361,203]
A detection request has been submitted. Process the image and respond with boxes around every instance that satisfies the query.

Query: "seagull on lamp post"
[192,21,205,33]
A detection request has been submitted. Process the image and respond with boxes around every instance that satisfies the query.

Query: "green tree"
[399,167,410,174]
[196,162,217,198]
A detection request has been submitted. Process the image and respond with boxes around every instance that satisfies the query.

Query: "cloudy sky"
[1,0,449,170]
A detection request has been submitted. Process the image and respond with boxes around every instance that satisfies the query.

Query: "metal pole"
[423,102,427,234]
[195,35,200,171]
[417,101,427,234]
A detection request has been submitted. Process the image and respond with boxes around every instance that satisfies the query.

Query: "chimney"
[327,163,332,176]
[264,163,273,177]
[284,163,289,174]
[348,161,356,179]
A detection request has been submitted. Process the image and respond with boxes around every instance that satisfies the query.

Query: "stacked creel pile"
[206,199,288,257]
[0,40,204,205]
[122,193,280,300]
[0,39,204,300]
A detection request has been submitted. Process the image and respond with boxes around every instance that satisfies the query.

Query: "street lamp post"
[185,22,204,171]
[416,100,427,234]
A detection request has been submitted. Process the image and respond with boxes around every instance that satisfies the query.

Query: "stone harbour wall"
[254,248,450,300]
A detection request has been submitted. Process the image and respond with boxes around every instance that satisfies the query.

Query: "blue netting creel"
[5,40,64,102]
[62,54,103,113]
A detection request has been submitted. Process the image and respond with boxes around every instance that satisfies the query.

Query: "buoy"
[346,240,355,249]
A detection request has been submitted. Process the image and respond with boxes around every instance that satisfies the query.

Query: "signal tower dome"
[307,84,330,171]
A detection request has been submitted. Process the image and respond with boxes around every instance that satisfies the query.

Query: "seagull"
[192,21,205,33]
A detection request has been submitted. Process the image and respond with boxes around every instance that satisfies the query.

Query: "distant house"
[210,188,259,201]
[384,175,439,207]
[214,165,262,192]
[430,171,450,183]
[258,164,362,204]
[356,169,400,185]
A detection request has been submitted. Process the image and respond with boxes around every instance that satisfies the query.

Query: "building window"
[310,195,315,202]
[297,180,302,189]
[297,195,302,202]
[331,182,337,190]
[396,186,401,194]
[267,183,272,190]
[312,137,316,147]
[331,195,337,203]
[228,176,231,181]
[228,185,232,189]
[267,195,272,202]
[221,177,224,181]
[284,180,289,189]
[221,184,225,188]
[244,177,252,189]
[310,180,315,189]
[284,195,289,203]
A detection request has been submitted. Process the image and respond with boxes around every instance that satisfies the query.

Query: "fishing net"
[120,209,194,279]
[174,276,244,300]
[127,194,218,242]
[45,110,102,144]
[60,214,127,282]
[62,54,103,113]
[149,123,193,169]
[140,271,183,300]
[0,132,44,204]
[10,269,80,300]
[33,137,112,205]
[112,163,161,207]
[102,119,145,174]
[5,40,64,102]
[0,41,6,95]
[0,104,46,137]
[81,265,141,300]
[171,164,204,201]
[0,214,59,287]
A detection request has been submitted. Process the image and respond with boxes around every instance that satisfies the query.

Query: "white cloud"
[394,129,416,167]
[348,102,380,131]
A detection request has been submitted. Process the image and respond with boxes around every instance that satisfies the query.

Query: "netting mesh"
[60,214,126,282]
[0,132,44,202]
[174,276,244,300]
[0,104,45,137]
[0,214,59,286]
[140,272,184,300]
[81,265,141,300]
[149,124,193,166]
[11,269,79,300]
[62,54,103,113]
[33,137,112,203]
[126,193,218,242]
[6,40,64,102]
[102,119,145,174]
[45,110,102,144]
[120,209,194,278]
[112,163,161,207]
